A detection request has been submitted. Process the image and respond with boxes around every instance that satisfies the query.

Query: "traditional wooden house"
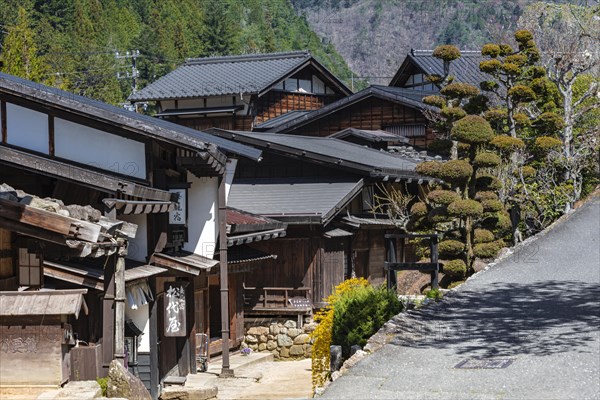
[128,51,352,131]
[0,72,262,397]
[255,49,486,148]
[207,129,438,315]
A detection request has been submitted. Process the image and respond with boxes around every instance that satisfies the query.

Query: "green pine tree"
[203,0,239,56]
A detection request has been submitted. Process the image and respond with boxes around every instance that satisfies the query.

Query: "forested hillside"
[292,0,582,85]
[0,0,354,105]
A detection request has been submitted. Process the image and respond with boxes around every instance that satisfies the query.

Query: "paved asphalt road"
[322,196,600,400]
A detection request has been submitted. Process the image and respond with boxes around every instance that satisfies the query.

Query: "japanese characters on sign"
[169,188,186,225]
[164,282,187,337]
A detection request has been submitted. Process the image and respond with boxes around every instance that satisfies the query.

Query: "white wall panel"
[6,103,48,154]
[54,118,146,179]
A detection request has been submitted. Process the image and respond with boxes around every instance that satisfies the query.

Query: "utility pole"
[116,50,140,112]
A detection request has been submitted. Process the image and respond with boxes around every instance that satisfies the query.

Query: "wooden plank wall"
[173,116,253,132]
[292,98,432,140]
[255,92,326,124]
[0,228,13,279]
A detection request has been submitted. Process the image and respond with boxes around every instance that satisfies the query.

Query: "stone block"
[284,320,297,329]
[280,347,290,358]
[330,345,343,372]
[107,360,151,400]
[303,322,317,333]
[258,343,266,351]
[259,335,268,343]
[289,345,305,356]
[159,385,218,400]
[277,334,293,347]
[269,324,280,335]
[287,328,301,338]
[245,335,258,343]
[279,327,287,335]
[293,334,310,345]
[247,326,269,336]
[266,340,277,351]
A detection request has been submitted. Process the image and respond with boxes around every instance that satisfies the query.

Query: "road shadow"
[388,280,600,357]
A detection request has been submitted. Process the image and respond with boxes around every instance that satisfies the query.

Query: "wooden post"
[114,246,126,362]
[101,256,115,374]
[430,235,439,290]
[385,237,397,290]
[218,175,233,377]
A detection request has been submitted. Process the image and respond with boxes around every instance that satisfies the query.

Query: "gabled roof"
[129,51,352,101]
[0,289,88,318]
[262,85,436,134]
[253,110,311,131]
[390,49,488,88]
[208,129,425,180]
[228,178,364,225]
[0,72,261,161]
[330,128,410,144]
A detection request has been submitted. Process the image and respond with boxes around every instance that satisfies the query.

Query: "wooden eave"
[102,199,175,215]
[227,228,287,247]
[0,145,174,201]
[150,251,219,276]
[0,289,88,319]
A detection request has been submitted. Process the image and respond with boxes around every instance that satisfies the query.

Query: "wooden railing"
[243,284,312,310]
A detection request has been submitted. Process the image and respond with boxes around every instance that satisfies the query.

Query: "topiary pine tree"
[410,115,508,285]
[423,45,487,160]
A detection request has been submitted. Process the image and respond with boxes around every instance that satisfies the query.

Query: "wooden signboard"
[164,281,187,337]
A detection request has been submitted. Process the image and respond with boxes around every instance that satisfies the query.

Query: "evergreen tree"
[203,0,239,56]
[0,7,47,82]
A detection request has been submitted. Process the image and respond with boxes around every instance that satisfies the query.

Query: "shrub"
[481,43,500,57]
[423,95,446,108]
[513,112,532,127]
[501,62,521,75]
[505,54,528,66]
[437,159,473,184]
[441,83,479,99]
[311,278,369,389]
[448,199,484,217]
[463,94,489,115]
[534,136,562,153]
[428,139,453,156]
[425,288,443,300]
[447,280,465,289]
[480,80,500,91]
[476,174,502,191]
[96,377,108,397]
[443,259,467,279]
[499,44,513,56]
[473,152,501,168]
[332,285,402,358]
[491,135,525,152]
[508,85,536,102]
[514,29,534,43]
[441,107,467,121]
[481,199,504,212]
[534,112,564,134]
[475,191,499,201]
[428,206,451,223]
[484,108,507,123]
[410,202,428,218]
[474,240,504,259]
[474,228,495,243]
[432,45,461,62]
[480,59,502,73]
[521,165,536,179]
[439,240,464,258]
[427,189,460,206]
[415,161,442,178]
[451,115,494,145]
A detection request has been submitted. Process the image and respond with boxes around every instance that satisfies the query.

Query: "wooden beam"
[0,198,102,242]
[0,146,172,201]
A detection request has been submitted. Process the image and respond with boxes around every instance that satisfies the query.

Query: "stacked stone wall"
[242,320,316,359]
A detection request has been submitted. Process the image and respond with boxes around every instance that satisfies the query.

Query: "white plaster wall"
[120,214,148,263]
[6,103,49,154]
[183,171,218,258]
[224,158,237,203]
[124,302,150,352]
[54,118,146,179]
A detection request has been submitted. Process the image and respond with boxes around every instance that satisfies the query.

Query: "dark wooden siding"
[255,92,340,124]
[169,115,253,132]
[134,353,152,392]
[290,97,435,147]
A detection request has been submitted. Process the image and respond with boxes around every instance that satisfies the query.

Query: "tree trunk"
[510,203,523,245]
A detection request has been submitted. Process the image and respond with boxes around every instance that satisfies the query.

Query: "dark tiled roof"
[227,207,287,234]
[225,245,278,265]
[209,129,424,180]
[129,51,351,101]
[390,50,488,88]
[0,72,262,161]
[264,85,436,134]
[253,110,311,130]
[329,128,410,144]
[228,178,363,225]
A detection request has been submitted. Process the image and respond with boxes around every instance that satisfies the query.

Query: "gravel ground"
[322,196,600,399]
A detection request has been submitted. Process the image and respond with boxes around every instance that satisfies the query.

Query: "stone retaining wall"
[241,320,316,359]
